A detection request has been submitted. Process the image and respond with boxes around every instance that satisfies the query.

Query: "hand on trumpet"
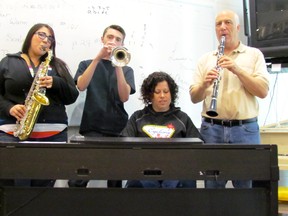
[96,42,117,61]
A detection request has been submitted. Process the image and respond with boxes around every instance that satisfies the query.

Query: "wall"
[0,0,286,128]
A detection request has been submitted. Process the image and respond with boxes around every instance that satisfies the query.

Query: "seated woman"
[121,71,202,188]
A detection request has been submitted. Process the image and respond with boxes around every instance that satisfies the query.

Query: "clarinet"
[206,35,226,117]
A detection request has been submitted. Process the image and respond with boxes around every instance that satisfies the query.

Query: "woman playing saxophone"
[0,23,79,186]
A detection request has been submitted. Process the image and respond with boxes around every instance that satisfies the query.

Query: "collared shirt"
[190,42,269,120]
[74,59,136,136]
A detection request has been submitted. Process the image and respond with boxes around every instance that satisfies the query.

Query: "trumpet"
[206,35,226,117]
[111,46,131,67]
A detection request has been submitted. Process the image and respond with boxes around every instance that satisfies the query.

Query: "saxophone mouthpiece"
[41,46,48,52]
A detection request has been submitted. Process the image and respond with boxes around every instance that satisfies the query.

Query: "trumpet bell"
[111,47,131,67]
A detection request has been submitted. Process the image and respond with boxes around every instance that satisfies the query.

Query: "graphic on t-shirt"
[142,124,175,138]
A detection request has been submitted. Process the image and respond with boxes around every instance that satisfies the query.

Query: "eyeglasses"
[35,32,55,44]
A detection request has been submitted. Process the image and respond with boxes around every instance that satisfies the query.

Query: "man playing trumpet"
[72,24,136,188]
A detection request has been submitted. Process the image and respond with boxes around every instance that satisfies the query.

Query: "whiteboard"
[1,0,285,128]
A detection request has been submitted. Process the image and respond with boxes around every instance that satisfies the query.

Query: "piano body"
[0,137,279,216]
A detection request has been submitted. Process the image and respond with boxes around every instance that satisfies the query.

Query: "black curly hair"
[141,71,178,106]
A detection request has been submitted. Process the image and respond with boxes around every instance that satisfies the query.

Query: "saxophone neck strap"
[27,55,40,77]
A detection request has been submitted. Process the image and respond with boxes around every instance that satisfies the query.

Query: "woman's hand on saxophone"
[9,104,26,121]
[39,76,53,88]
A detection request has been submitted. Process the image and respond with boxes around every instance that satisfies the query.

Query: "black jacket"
[121,105,201,139]
[0,52,79,125]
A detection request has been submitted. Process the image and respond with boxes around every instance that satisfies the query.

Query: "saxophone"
[14,49,53,140]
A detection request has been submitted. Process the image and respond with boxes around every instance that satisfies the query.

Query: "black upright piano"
[0,137,279,216]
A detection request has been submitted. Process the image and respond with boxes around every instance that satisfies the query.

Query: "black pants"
[0,179,14,187]
[0,179,55,187]
[14,179,55,187]
[107,180,122,187]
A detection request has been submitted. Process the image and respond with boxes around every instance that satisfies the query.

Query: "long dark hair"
[21,23,73,83]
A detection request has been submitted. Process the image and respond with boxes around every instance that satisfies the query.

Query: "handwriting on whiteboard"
[87,6,110,15]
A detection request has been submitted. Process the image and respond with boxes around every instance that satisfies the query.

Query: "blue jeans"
[141,180,179,188]
[125,180,196,188]
[200,119,260,188]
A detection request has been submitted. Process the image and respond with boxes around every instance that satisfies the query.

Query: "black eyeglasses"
[35,32,55,44]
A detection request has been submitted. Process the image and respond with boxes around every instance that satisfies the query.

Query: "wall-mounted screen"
[244,0,288,58]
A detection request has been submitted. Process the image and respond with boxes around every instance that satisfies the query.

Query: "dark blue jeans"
[200,119,260,188]
[125,180,196,188]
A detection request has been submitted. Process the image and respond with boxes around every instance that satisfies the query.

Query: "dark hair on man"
[141,71,179,106]
[103,24,126,41]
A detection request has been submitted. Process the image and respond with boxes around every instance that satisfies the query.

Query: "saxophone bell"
[110,46,131,67]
